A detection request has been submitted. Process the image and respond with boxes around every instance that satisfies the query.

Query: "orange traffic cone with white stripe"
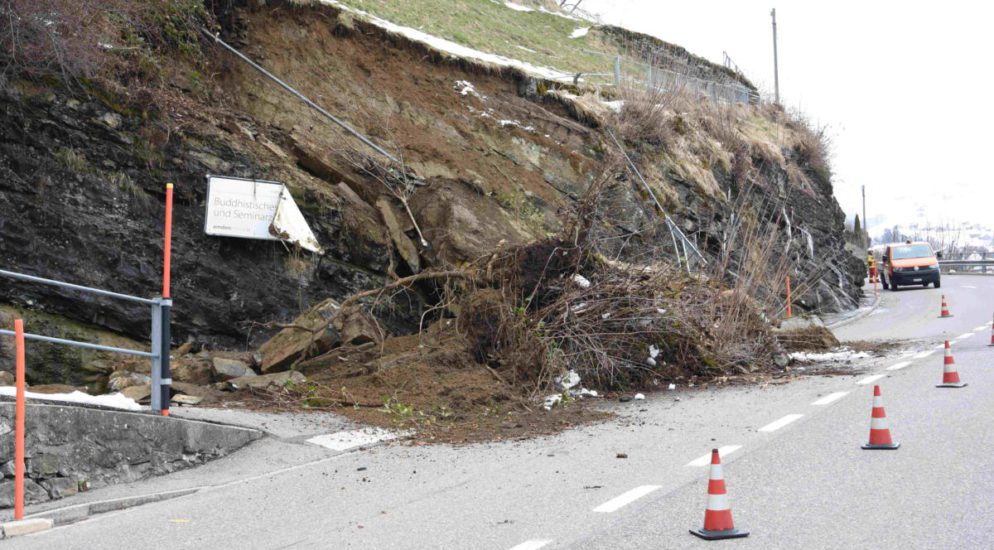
[936,340,967,388]
[862,385,900,450]
[690,449,749,540]
[939,295,953,318]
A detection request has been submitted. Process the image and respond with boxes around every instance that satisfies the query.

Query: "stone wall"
[0,402,261,508]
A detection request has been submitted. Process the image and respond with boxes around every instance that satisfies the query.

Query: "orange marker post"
[786,276,793,319]
[14,319,26,520]
[160,183,174,417]
[163,183,173,299]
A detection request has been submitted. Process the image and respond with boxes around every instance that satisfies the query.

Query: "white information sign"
[205,175,323,253]
[205,176,283,241]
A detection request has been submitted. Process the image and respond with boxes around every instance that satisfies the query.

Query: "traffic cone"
[988,314,994,347]
[939,295,953,318]
[937,340,967,388]
[862,385,900,450]
[690,449,749,540]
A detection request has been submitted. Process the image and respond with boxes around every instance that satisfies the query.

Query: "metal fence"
[614,56,759,105]
[0,269,173,412]
[939,259,994,274]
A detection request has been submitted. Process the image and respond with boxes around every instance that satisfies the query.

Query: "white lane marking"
[593,485,662,513]
[306,427,403,451]
[886,361,912,371]
[856,374,887,385]
[687,445,742,467]
[757,414,804,432]
[934,344,946,350]
[962,285,977,289]
[975,325,989,332]
[956,333,973,340]
[509,540,553,550]
[811,391,849,406]
[917,350,938,359]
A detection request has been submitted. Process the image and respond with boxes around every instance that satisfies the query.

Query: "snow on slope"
[320,1,575,82]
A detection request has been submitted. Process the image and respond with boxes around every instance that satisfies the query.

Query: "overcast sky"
[583,0,994,236]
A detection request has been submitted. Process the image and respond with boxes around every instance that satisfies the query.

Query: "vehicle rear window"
[891,244,933,259]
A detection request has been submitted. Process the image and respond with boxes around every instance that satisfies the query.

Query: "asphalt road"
[7,276,994,549]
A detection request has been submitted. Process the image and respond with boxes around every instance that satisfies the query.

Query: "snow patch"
[789,350,871,362]
[572,274,592,288]
[603,100,624,113]
[454,80,481,98]
[504,1,534,12]
[0,387,141,411]
[570,27,590,38]
[306,427,403,451]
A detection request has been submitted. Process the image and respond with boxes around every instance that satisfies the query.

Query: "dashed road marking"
[963,285,978,289]
[916,350,938,359]
[306,428,403,451]
[593,485,662,513]
[687,445,741,467]
[956,333,973,340]
[886,361,912,371]
[811,392,849,406]
[509,540,553,550]
[856,374,887,385]
[758,414,804,432]
[975,325,989,331]
[934,344,946,350]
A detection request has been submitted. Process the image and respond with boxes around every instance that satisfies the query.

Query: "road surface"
[7,275,994,549]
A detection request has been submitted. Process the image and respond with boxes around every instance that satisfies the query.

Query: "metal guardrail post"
[150,299,162,413]
[614,56,622,86]
[160,299,172,415]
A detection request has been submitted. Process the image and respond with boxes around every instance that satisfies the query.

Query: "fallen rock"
[259,299,342,373]
[170,381,212,398]
[171,394,203,406]
[229,371,306,390]
[108,370,151,391]
[0,371,13,386]
[376,197,421,273]
[120,384,151,404]
[211,357,254,380]
[40,477,78,499]
[0,479,49,507]
[172,358,214,386]
[333,305,384,347]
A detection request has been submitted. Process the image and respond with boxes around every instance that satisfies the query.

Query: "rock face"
[0,86,400,352]
[0,402,261,506]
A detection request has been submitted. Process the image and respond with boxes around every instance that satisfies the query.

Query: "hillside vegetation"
[0,0,861,439]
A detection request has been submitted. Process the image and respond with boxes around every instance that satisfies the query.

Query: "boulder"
[376,197,421,273]
[229,371,306,390]
[211,357,254,380]
[120,384,151,404]
[0,479,49,506]
[171,394,203,406]
[333,305,384,347]
[40,476,78,499]
[108,370,151,391]
[258,300,342,373]
[172,358,214,386]
[170,382,212,399]
[0,371,13,386]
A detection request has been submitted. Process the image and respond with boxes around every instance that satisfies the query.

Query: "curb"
[827,289,882,330]
[24,487,202,527]
[1,517,54,538]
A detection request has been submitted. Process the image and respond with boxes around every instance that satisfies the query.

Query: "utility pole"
[770,8,780,104]
[862,185,868,246]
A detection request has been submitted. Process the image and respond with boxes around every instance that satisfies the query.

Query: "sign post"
[14,319,26,520]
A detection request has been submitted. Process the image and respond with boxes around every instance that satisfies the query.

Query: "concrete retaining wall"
[0,402,261,507]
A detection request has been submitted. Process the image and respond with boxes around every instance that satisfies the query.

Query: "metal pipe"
[159,302,172,416]
[0,269,156,305]
[150,301,162,413]
[0,330,154,358]
[202,28,399,165]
